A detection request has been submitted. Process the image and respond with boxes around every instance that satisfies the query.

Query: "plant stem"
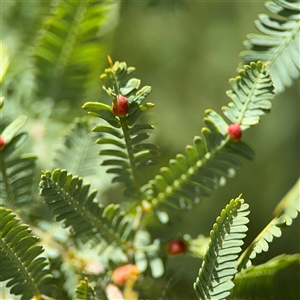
[119,117,141,199]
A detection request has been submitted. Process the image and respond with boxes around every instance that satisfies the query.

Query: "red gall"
[227,123,242,141]
[112,94,129,117]
[166,238,187,256]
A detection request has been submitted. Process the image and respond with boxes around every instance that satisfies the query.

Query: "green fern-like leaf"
[240,0,300,93]
[141,62,273,223]
[0,115,37,206]
[193,195,250,300]
[0,206,53,300]
[83,60,160,198]
[230,254,300,300]
[34,0,120,101]
[74,277,97,300]
[222,61,275,130]
[39,169,133,262]
[237,178,300,271]
[0,153,37,206]
[53,116,100,178]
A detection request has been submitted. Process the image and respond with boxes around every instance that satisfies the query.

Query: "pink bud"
[112,95,129,117]
[112,264,140,286]
[227,123,242,141]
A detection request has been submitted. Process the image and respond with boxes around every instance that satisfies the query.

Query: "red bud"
[0,136,5,149]
[112,95,129,117]
[166,239,186,256]
[227,123,242,141]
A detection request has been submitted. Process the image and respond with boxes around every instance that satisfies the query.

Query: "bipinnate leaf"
[141,62,273,224]
[194,195,249,300]
[34,0,120,101]
[83,60,159,198]
[222,61,275,130]
[237,178,300,271]
[0,207,53,300]
[39,169,133,261]
[240,0,300,93]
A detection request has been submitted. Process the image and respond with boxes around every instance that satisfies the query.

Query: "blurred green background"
[2,1,299,298]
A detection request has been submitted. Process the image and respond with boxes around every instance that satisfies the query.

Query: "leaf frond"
[0,154,37,207]
[240,0,300,93]
[222,61,275,130]
[193,195,250,300]
[237,178,300,271]
[0,206,53,299]
[231,254,300,300]
[0,115,37,207]
[83,60,160,198]
[33,0,120,101]
[53,116,100,178]
[39,169,133,262]
[141,62,272,223]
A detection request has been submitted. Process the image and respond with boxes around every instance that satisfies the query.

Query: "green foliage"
[0,207,52,299]
[237,178,300,271]
[39,169,133,260]
[0,43,10,83]
[1,0,299,299]
[83,60,160,198]
[52,117,100,178]
[231,254,300,300]
[222,61,274,130]
[193,195,250,300]
[1,115,27,145]
[74,278,96,300]
[34,0,120,101]
[240,0,300,93]
[0,114,37,207]
[140,61,272,224]
[132,229,164,278]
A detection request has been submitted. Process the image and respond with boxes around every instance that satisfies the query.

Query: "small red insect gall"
[166,239,186,256]
[112,264,140,286]
[227,123,242,141]
[112,95,129,117]
[0,136,5,149]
